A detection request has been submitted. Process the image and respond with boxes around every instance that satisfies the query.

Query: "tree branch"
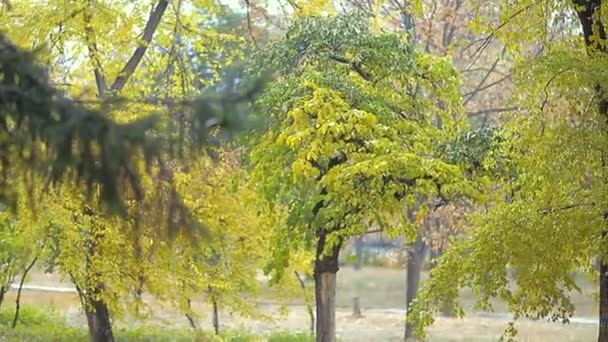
[109,0,169,93]
[244,0,262,51]
[539,202,596,215]
[83,1,107,97]
[464,5,532,70]
[329,54,372,81]
[467,106,519,117]
[463,46,506,106]
[463,74,511,100]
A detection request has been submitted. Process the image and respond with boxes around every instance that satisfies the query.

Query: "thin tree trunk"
[295,271,314,335]
[351,297,363,318]
[204,254,221,335]
[314,232,342,342]
[212,296,219,335]
[12,255,38,328]
[0,285,6,310]
[185,298,198,329]
[599,255,608,341]
[404,235,426,341]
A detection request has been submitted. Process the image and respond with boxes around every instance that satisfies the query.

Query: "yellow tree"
[410,1,608,341]
[249,14,474,342]
[1,1,261,340]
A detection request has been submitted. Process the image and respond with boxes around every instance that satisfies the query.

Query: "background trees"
[410,1,608,341]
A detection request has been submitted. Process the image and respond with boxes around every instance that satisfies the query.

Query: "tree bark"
[185,297,198,329]
[12,255,38,328]
[0,285,6,310]
[351,297,363,318]
[404,235,427,341]
[85,297,114,342]
[314,231,342,342]
[109,0,169,93]
[600,254,608,341]
[212,297,219,335]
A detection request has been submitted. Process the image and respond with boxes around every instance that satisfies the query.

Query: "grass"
[0,304,314,341]
[10,267,601,341]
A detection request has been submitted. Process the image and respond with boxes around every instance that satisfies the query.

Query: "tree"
[329,3,517,337]
[1,1,263,340]
[410,1,608,340]
[249,14,472,342]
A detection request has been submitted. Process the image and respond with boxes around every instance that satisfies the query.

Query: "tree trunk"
[351,297,363,318]
[0,285,6,310]
[185,297,198,329]
[315,271,337,342]
[314,232,342,342]
[404,235,427,341]
[600,257,608,341]
[13,255,38,328]
[85,298,114,342]
[212,297,219,335]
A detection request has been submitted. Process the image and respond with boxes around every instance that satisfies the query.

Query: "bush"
[0,304,86,341]
[2,324,87,341]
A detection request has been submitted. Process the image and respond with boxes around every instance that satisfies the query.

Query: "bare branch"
[465,4,532,70]
[467,107,519,117]
[463,74,511,103]
[463,46,507,106]
[109,0,169,93]
[329,54,372,81]
[539,202,596,216]
[540,68,571,112]
[244,0,262,51]
[83,1,107,97]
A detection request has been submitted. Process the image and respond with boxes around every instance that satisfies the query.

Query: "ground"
[5,266,599,341]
